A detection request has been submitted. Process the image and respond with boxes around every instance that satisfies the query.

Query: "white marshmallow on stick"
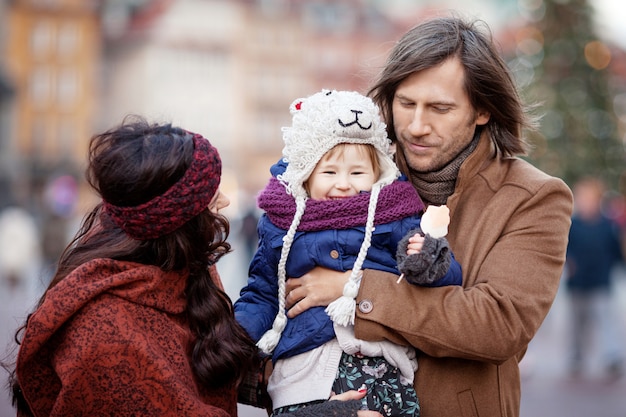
[420,205,450,238]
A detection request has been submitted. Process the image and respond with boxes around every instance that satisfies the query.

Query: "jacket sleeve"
[354,176,573,364]
[234,214,282,342]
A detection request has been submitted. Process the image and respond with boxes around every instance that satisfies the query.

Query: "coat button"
[330,250,339,259]
[358,299,373,313]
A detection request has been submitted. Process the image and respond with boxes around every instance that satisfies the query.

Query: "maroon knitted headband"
[104,132,221,240]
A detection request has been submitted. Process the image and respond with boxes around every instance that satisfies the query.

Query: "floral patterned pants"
[273,352,420,416]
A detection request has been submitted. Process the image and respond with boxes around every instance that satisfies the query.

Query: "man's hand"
[285,267,350,318]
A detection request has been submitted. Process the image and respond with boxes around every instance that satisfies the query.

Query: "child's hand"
[406,233,425,255]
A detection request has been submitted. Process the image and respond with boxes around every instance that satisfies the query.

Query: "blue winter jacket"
[234,163,462,362]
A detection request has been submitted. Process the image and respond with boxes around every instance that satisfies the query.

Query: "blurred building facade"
[0,0,624,233]
[98,0,411,204]
[0,0,418,220]
[0,0,14,209]
[4,0,99,208]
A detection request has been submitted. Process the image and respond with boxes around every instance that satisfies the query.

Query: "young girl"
[235,90,462,416]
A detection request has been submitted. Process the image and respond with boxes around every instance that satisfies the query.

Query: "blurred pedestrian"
[565,176,625,378]
[0,206,41,291]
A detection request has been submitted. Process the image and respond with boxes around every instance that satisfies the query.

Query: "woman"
[5,116,378,417]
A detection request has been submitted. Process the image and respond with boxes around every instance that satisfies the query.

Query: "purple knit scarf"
[258,177,424,231]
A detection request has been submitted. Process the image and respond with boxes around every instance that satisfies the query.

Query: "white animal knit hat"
[257,89,400,354]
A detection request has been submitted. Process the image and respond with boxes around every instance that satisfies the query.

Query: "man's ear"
[476,110,490,126]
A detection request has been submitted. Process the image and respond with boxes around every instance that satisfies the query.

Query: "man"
[284,16,573,417]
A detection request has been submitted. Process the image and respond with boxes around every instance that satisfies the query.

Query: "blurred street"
[1,231,625,417]
[518,265,626,417]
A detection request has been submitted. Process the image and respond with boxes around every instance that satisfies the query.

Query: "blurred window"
[57,22,80,59]
[30,66,52,108]
[57,67,78,108]
[31,20,54,59]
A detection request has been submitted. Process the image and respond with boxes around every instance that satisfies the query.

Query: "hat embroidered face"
[279,89,398,199]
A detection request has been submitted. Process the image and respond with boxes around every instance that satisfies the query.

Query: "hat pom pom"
[325,278,360,326]
[257,313,287,355]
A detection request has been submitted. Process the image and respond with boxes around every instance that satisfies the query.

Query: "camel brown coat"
[355,133,573,417]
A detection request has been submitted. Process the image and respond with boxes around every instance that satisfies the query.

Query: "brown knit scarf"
[408,133,480,206]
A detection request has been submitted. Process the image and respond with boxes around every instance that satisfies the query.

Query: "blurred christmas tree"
[510,0,625,190]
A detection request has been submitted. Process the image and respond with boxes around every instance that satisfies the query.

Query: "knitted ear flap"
[257,196,307,355]
[325,182,382,326]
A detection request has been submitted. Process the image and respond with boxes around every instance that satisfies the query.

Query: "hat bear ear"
[290,98,305,114]
[289,89,335,114]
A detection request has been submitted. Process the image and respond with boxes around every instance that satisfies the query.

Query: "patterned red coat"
[16,259,237,417]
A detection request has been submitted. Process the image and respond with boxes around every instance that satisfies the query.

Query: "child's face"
[307,144,377,200]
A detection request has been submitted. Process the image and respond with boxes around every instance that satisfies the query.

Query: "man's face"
[392,57,490,173]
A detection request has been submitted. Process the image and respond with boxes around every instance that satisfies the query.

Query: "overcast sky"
[594,0,626,48]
